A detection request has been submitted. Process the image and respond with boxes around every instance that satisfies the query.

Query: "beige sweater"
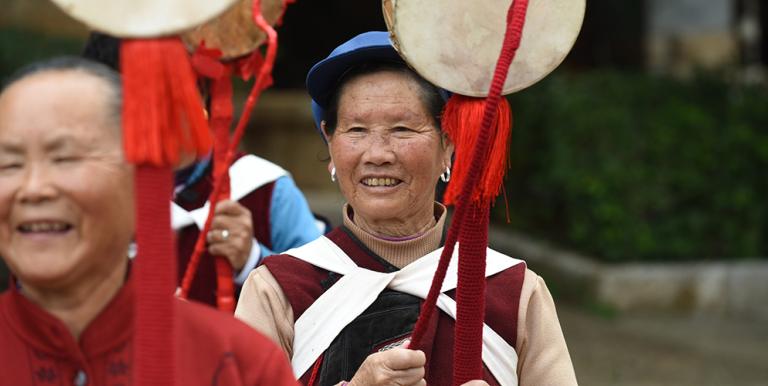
[235,204,578,386]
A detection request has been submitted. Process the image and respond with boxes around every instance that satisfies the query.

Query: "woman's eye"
[347,126,366,133]
[53,156,80,164]
[394,126,413,132]
[0,162,22,171]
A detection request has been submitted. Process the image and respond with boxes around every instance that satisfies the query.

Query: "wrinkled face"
[327,70,453,228]
[0,70,134,290]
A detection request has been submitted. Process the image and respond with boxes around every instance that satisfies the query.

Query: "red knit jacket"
[0,278,297,386]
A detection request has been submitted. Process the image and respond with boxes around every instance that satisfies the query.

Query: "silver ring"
[220,229,230,241]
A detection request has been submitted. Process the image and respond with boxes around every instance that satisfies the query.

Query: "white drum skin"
[383,0,586,96]
[50,0,238,37]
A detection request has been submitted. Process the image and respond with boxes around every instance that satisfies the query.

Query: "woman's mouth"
[17,221,73,234]
[361,177,402,187]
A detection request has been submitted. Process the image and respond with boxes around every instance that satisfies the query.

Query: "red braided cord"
[211,80,235,311]
[178,50,234,301]
[133,166,176,386]
[408,1,530,383]
[178,0,278,303]
[454,201,490,382]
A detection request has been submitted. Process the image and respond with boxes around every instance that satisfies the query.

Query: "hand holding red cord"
[206,199,254,271]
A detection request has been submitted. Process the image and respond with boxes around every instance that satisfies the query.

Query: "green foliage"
[498,71,768,262]
[0,26,84,83]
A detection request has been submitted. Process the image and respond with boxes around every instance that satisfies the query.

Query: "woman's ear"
[442,135,455,168]
[321,120,330,143]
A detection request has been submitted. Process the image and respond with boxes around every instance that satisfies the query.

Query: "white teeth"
[20,222,70,232]
[363,178,400,187]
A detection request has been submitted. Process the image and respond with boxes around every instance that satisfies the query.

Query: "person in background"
[0,56,297,385]
[83,33,322,306]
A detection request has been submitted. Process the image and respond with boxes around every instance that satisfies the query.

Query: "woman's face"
[0,71,134,290]
[327,70,453,232]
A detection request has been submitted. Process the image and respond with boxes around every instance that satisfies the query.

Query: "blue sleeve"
[267,176,321,253]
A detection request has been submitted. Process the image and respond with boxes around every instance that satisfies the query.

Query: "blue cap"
[306,31,402,134]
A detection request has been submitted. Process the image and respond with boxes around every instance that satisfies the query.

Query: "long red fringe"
[121,38,211,166]
[442,95,511,206]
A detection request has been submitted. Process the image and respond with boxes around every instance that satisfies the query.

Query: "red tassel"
[121,38,211,166]
[442,95,511,205]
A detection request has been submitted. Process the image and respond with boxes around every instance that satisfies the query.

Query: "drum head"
[383,0,585,96]
[50,0,238,37]
[182,0,286,59]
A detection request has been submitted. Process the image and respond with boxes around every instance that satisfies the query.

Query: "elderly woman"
[235,32,577,386]
[0,57,296,385]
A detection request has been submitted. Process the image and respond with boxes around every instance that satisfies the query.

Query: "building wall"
[647,0,739,74]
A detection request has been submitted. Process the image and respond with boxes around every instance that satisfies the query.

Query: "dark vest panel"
[264,227,526,385]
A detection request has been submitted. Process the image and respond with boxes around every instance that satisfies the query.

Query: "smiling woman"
[0,63,132,299]
[0,57,297,386]
[326,69,452,238]
[235,31,577,386]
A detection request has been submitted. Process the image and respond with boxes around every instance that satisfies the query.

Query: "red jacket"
[0,279,297,386]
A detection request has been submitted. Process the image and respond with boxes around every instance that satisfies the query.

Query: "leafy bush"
[497,71,768,262]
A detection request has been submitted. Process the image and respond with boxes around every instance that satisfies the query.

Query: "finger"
[392,366,424,385]
[381,348,426,370]
[206,228,230,243]
[211,213,251,239]
[214,200,249,216]
[210,213,239,231]
[460,381,490,386]
[208,243,236,260]
[209,240,250,269]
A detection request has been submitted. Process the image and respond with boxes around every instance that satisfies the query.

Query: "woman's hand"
[348,348,426,386]
[461,381,490,386]
[206,200,253,271]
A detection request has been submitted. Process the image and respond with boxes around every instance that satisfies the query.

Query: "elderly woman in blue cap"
[235,32,576,386]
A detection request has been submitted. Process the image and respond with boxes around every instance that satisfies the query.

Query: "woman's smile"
[360,176,403,188]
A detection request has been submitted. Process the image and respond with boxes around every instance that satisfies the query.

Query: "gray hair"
[2,56,122,128]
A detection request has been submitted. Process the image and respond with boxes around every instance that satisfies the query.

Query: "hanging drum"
[382,0,586,96]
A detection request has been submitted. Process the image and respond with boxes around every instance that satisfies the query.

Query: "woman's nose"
[361,133,396,165]
[18,164,57,204]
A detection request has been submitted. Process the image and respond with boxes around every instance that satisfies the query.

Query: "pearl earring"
[440,166,451,182]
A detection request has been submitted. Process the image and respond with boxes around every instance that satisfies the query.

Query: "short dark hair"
[81,32,121,71]
[2,56,122,127]
[323,62,445,137]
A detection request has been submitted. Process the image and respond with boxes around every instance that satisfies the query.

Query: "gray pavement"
[561,305,768,386]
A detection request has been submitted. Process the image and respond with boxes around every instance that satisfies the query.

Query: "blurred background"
[1,0,766,385]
